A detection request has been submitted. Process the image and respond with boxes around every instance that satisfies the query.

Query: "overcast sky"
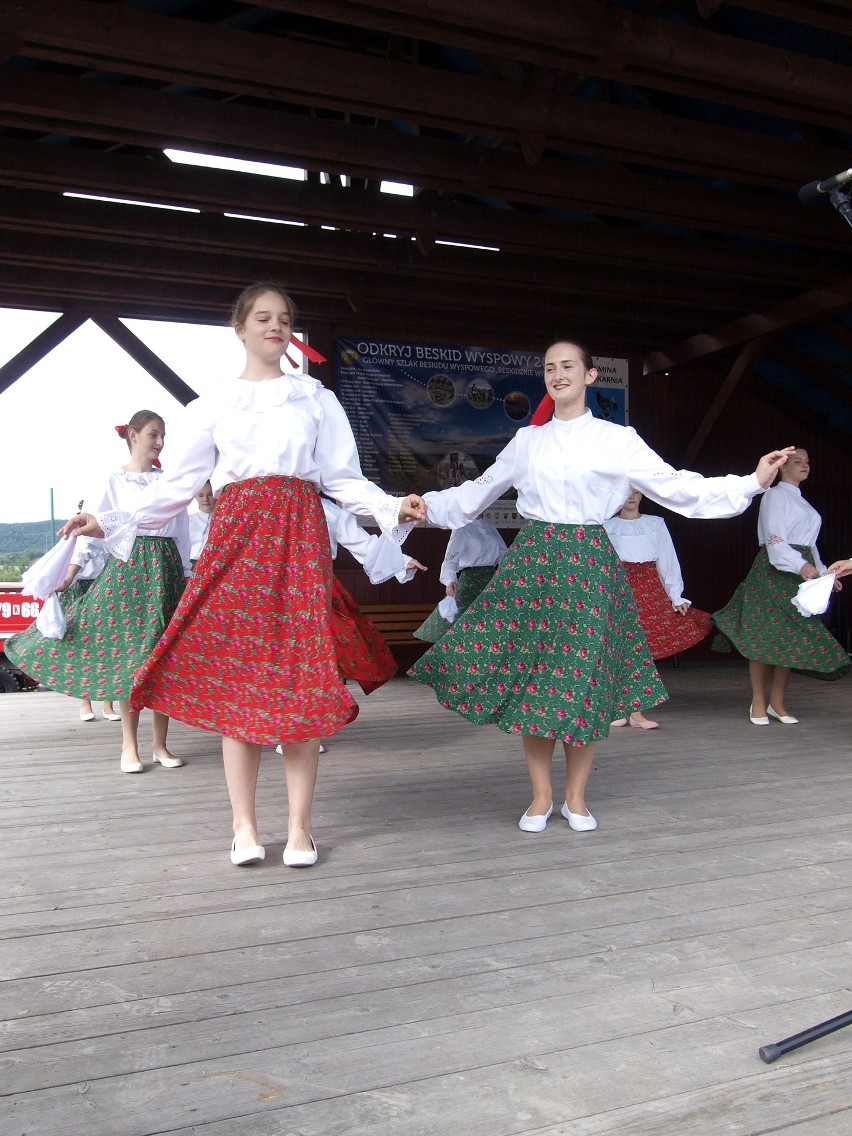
[0,308,302,527]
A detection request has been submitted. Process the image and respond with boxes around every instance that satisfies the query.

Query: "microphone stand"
[828,187,852,229]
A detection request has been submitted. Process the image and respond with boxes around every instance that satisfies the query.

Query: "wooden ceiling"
[0,0,851,411]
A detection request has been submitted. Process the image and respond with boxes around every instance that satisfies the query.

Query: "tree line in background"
[0,521,68,581]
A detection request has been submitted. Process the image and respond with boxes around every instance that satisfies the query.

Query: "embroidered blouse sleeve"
[314,391,414,546]
[424,438,519,529]
[439,529,465,586]
[624,431,762,519]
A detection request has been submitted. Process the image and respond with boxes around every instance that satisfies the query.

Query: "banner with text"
[335,338,629,522]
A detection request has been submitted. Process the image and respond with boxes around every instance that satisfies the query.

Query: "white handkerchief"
[21,536,77,599]
[791,573,835,617]
[35,593,66,639]
[438,595,459,623]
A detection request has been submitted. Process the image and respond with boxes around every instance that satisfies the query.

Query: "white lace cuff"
[374,496,416,547]
[97,509,138,562]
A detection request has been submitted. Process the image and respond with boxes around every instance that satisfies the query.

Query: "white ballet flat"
[518,803,553,832]
[767,706,798,725]
[230,838,265,866]
[630,715,659,730]
[152,752,185,768]
[749,704,769,726]
[102,710,122,721]
[561,802,597,831]
[120,755,144,774]
[79,709,95,722]
[283,837,318,867]
[275,743,326,754]
[610,718,628,727]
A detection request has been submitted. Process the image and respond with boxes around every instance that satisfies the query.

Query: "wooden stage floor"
[2,661,852,1136]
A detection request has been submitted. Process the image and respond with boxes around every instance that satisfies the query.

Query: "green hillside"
[0,520,68,580]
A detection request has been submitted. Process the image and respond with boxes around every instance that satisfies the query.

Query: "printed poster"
[336,338,629,525]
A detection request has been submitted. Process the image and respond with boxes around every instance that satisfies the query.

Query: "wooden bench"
[360,603,436,644]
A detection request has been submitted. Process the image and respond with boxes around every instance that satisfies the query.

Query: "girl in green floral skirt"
[409,340,795,834]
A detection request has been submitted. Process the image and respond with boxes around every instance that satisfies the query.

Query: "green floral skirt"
[712,545,850,679]
[6,537,185,700]
[408,521,668,745]
[414,565,498,642]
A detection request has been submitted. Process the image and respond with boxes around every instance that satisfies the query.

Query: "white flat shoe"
[283,836,318,867]
[102,710,122,721]
[79,709,95,722]
[749,704,769,726]
[231,838,265,866]
[561,802,597,831]
[518,803,553,832]
[610,718,628,727]
[120,756,144,773]
[630,715,658,730]
[152,752,185,768]
[275,744,326,754]
[767,705,798,725]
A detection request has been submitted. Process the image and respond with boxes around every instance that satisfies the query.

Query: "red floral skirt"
[624,561,711,660]
[130,476,359,744]
[331,577,397,694]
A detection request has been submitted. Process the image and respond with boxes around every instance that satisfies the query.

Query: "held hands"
[826,558,852,580]
[58,512,105,540]
[799,563,820,581]
[755,447,797,489]
[398,494,427,523]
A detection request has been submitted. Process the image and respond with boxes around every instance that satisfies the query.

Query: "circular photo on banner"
[465,376,495,410]
[427,373,456,407]
[437,450,478,489]
[339,346,360,366]
[503,390,531,422]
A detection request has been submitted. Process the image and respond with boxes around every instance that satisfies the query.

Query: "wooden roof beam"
[681,336,768,466]
[2,3,852,184]
[214,0,852,124]
[0,211,784,318]
[0,151,838,289]
[644,283,852,374]
[0,310,87,395]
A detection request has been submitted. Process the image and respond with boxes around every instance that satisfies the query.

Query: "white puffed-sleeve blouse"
[97,374,411,561]
[758,481,826,575]
[438,520,508,586]
[424,411,763,530]
[322,498,416,585]
[603,514,690,609]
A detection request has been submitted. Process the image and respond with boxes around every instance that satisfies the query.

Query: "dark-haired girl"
[409,340,795,835]
[63,284,426,868]
[9,411,191,772]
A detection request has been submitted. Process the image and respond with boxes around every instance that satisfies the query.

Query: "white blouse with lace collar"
[96,374,412,561]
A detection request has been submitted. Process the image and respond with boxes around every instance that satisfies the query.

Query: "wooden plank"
[1,662,852,1133]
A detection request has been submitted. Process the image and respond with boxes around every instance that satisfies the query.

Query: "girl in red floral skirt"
[63,284,426,869]
[604,488,712,729]
[409,340,795,836]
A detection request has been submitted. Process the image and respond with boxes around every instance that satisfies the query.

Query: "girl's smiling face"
[236,290,293,362]
[543,341,597,419]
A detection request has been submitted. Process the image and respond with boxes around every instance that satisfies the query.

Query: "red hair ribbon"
[289,333,327,365]
[115,424,128,438]
[530,394,555,426]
